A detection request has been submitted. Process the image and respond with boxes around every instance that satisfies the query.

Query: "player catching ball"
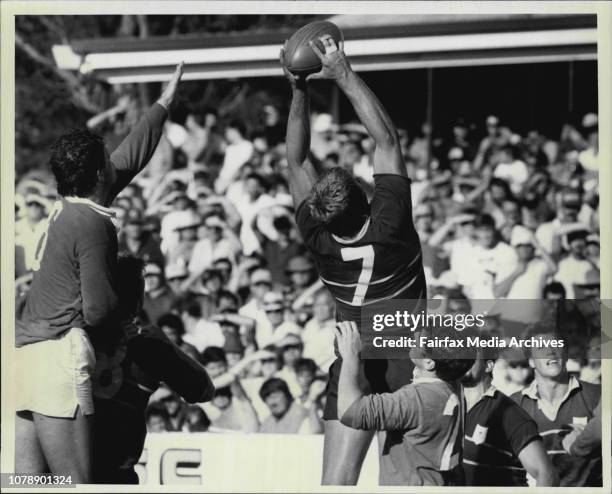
[280,35,426,484]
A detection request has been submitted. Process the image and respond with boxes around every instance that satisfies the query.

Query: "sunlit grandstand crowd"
[14,94,601,436]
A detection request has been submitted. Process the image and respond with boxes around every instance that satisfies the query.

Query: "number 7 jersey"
[296,174,426,324]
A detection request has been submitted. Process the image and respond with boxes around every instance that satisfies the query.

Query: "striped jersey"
[463,386,541,486]
[295,174,426,324]
[511,377,601,486]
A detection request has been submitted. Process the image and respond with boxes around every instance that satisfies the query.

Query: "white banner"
[136,432,379,490]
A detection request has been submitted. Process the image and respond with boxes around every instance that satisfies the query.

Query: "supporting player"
[280,37,426,484]
[14,63,184,482]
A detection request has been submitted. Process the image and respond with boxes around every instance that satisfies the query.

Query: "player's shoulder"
[576,379,601,406]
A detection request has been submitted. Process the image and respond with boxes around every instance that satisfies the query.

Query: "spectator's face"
[545,290,564,300]
[453,125,467,140]
[313,293,334,322]
[205,360,228,378]
[174,196,189,211]
[213,393,231,410]
[341,142,362,166]
[516,244,535,262]
[569,238,586,257]
[218,296,238,314]
[204,274,223,294]
[265,391,291,418]
[179,227,198,242]
[168,278,186,294]
[226,351,243,368]
[263,105,280,126]
[261,357,280,377]
[530,334,567,378]
[560,204,580,222]
[297,369,315,390]
[506,361,533,385]
[415,211,434,232]
[124,221,142,240]
[144,273,162,292]
[475,226,496,249]
[214,261,232,284]
[266,307,284,326]
[586,243,599,258]
[162,396,181,416]
[245,178,263,200]
[251,280,271,301]
[282,344,303,367]
[502,201,520,225]
[161,325,181,345]
[147,414,167,433]
[26,203,45,223]
[289,270,312,289]
[490,184,507,202]
[456,220,474,238]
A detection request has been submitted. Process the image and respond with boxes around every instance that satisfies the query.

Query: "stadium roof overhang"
[52,14,597,84]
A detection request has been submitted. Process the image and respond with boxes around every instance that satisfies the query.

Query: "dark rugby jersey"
[16,104,167,347]
[296,174,426,324]
[92,324,213,484]
[463,386,541,486]
[511,377,602,487]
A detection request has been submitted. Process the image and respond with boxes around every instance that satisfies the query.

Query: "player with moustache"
[280,35,426,484]
[14,63,184,482]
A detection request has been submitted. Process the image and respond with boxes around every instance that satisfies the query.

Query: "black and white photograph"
[1,1,610,492]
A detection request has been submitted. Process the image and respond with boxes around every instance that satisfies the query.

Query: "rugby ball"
[284,21,344,76]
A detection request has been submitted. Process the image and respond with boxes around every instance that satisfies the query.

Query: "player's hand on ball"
[335,321,361,360]
[280,43,306,91]
[158,62,184,109]
[307,36,350,82]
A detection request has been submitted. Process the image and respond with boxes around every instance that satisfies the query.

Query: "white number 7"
[340,245,375,305]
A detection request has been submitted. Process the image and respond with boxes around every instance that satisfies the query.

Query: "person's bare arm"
[336,321,364,417]
[280,47,319,209]
[308,37,405,177]
[518,440,559,486]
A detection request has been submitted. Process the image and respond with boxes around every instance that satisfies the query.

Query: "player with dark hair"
[280,37,426,484]
[14,64,184,482]
[335,322,474,485]
[91,254,215,483]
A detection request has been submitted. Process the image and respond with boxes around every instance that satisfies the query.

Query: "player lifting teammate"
[280,36,426,484]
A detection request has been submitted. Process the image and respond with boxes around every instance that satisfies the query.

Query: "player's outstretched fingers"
[309,40,325,61]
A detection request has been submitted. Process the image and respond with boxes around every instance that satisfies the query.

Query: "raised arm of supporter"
[211,350,270,389]
[533,235,558,275]
[211,313,256,334]
[428,215,465,248]
[106,63,184,204]
[291,279,324,311]
[86,95,130,131]
[78,221,120,329]
[493,261,528,298]
[230,380,261,432]
[464,166,492,204]
[518,440,559,486]
[204,196,242,231]
[298,406,324,434]
[308,37,405,178]
[280,46,319,208]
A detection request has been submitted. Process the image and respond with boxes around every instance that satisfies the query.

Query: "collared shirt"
[341,377,464,486]
[463,386,541,486]
[511,377,602,486]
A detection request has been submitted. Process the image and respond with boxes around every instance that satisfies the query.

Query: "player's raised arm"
[280,47,319,208]
[308,37,405,178]
[107,63,184,205]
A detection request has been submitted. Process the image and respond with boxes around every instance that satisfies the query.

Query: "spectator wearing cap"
[166,210,201,270]
[165,263,189,296]
[461,214,518,300]
[555,224,597,299]
[234,173,277,256]
[188,213,241,278]
[216,120,254,194]
[142,262,176,324]
[286,255,316,299]
[275,333,306,398]
[496,226,557,300]
[301,290,336,373]
[239,268,273,344]
[256,291,301,348]
[15,193,50,271]
[118,213,164,267]
[259,378,322,434]
[535,189,585,258]
[252,209,305,285]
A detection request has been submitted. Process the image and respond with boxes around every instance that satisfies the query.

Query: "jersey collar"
[65,196,116,218]
[331,216,370,245]
[522,375,580,421]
